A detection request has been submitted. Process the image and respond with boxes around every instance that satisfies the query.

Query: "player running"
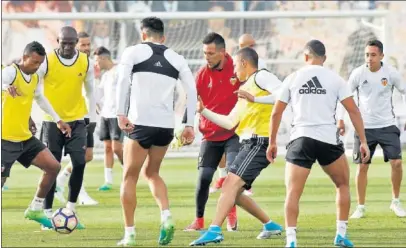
[54,31,98,206]
[116,17,197,246]
[94,46,124,191]
[1,41,71,228]
[190,47,283,246]
[37,26,97,229]
[267,40,370,248]
[337,40,406,218]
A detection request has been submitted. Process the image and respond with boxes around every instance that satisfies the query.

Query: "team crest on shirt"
[381,78,388,86]
[230,76,237,85]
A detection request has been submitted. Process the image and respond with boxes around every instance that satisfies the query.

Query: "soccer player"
[210,33,268,196]
[54,31,98,206]
[337,40,406,218]
[115,17,197,246]
[1,41,71,228]
[267,40,370,248]
[37,26,97,229]
[184,33,240,232]
[190,47,283,246]
[93,46,124,191]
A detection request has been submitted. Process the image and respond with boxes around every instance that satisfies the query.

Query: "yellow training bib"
[2,64,38,142]
[43,50,89,122]
[235,70,274,138]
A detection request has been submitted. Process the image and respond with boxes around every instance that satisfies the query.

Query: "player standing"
[93,46,124,191]
[190,47,283,246]
[1,41,71,228]
[54,31,98,206]
[37,26,97,229]
[210,33,268,196]
[115,17,197,246]
[267,40,370,248]
[337,40,406,218]
[184,32,239,232]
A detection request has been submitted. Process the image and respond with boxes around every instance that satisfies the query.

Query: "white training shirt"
[98,65,119,118]
[116,42,197,129]
[278,65,352,145]
[1,65,61,122]
[339,63,406,128]
[36,50,96,122]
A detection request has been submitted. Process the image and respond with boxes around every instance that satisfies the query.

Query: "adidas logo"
[299,76,326,95]
[78,73,82,76]
[154,61,163,67]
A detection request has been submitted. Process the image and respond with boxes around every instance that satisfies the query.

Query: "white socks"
[44,209,53,218]
[336,220,348,237]
[30,196,44,211]
[105,168,113,184]
[392,198,400,204]
[286,227,297,246]
[66,201,76,212]
[125,226,135,238]
[161,209,172,222]
[57,164,72,187]
[218,167,227,178]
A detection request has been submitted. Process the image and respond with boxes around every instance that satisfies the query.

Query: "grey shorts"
[198,134,240,170]
[99,117,124,142]
[285,137,345,169]
[353,125,402,164]
[228,136,269,190]
[1,136,46,177]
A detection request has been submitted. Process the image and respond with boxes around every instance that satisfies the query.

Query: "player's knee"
[70,152,86,170]
[104,142,113,153]
[198,167,216,188]
[390,159,402,170]
[357,163,369,174]
[112,145,123,156]
[141,168,158,180]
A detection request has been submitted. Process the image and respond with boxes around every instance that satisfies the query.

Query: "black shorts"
[198,134,240,170]
[99,117,123,142]
[228,136,269,190]
[127,125,174,149]
[40,120,87,161]
[353,125,402,164]
[84,118,96,148]
[1,136,46,177]
[285,137,345,169]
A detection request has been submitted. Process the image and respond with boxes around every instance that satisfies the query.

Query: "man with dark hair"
[93,46,124,191]
[269,40,370,247]
[338,39,406,219]
[116,16,197,246]
[183,32,240,232]
[1,41,70,228]
[190,47,283,246]
[55,30,98,206]
[36,26,97,230]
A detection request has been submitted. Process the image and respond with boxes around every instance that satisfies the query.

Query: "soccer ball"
[51,208,78,234]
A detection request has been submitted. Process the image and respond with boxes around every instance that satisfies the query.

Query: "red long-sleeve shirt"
[196,54,240,141]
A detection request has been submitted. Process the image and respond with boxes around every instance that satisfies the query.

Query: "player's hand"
[118,115,135,132]
[337,120,346,136]
[6,85,21,98]
[196,96,205,113]
[57,120,72,138]
[181,126,195,145]
[29,118,37,136]
[266,142,278,163]
[235,90,254,102]
[359,142,370,164]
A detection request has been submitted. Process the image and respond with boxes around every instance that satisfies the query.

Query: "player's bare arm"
[267,100,287,163]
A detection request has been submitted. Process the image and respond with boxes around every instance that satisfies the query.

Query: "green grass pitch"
[2,156,406,247]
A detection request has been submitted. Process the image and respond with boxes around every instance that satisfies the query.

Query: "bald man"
[37,26,96,229]
[238,34,267,70]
